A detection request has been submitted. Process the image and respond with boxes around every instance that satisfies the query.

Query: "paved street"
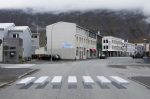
[0,57,150,99]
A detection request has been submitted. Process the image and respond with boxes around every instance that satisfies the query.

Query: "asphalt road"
[0,57,150,99]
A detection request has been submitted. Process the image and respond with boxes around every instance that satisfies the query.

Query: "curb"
[0,69,38,88]
[0,83,8,88]
[18,69,39,79]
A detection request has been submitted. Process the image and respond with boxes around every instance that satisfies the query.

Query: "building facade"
[102,36,125,57]
[0,23,15,62]
[126,43,136,56]
[135,43,145,57]
[8,26,32,60]
[102,36,136,57]
[0,23,32,63]
[46,21,97,60]
[32,33,40,54]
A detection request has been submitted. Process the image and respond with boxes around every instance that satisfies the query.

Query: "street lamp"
[143,39,149,63]
[143,39,147,57]
[50,23,56,62]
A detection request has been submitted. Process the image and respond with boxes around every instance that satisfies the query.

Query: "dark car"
[99,54,107,59]
[132,53,143,58]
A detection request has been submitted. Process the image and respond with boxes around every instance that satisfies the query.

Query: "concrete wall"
[0,23,15,62]
[46,22,76,59]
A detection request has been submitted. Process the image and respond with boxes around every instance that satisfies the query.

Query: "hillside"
[0,9,149,46]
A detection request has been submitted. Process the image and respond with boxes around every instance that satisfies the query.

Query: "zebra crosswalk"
[16,75,129,88]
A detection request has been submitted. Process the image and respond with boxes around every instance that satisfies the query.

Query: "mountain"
[0,9,149,46]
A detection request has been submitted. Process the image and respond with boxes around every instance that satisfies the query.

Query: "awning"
[90,48,96,52]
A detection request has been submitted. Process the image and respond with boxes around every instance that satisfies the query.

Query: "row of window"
[112,46,122,50]
[76,47,86,56]
[76,35,96,45]
[103,46,108,49]
[32,35,38,38]
[103,40,108,43]
[76,47,96,57]
[103,45,123,50]
[103,39,123,45]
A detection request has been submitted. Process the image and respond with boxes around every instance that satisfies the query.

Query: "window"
[104,46,105,49]
[106,40,108,43]
[103,40,105,43]
[10,47,16,50]
[79,37,81,42]
[76,36,78,42]
[32,35,38,38]
[35,36,37,38]
[13,34,19,38]
[84,48,86,55]
[106,46,108,49]
[76,47,78,56]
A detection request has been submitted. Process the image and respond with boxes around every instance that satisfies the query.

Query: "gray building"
[8,26,32,60]
[32,33,40,54]
[0,23,15,62]
[0,23,32,63]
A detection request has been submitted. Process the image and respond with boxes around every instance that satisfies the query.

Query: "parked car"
[99,54,107,59]
[51,54,61,60]
[132,53,143,58]
[38,54,61,60]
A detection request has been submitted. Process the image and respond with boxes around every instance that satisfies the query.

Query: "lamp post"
[143,39,147,57]
[50,24,56,62]
[143,39,148,63]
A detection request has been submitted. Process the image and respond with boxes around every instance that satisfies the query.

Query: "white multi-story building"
[102,36,136,57]
[102,36,125,56]
[46,21,97,59]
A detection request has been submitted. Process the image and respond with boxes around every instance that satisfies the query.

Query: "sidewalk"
[0,67,38,88]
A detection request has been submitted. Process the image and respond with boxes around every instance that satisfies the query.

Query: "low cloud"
[0,0,150,15]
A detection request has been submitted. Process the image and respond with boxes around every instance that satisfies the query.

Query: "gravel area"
[0,68,38,87]
[130,76,150,89]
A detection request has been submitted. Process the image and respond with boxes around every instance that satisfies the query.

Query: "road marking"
[83,76,94,84]
[68,76,77,85]
[2,64,35,68]
[97,76,112,85]
[51,76,62,85]
[34,76,49,85]
[16,77,36,86]
[110,76,129,85]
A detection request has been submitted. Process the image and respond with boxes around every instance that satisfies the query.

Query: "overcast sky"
[0,0,150,14]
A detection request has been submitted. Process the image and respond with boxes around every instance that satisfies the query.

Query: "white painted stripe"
[51,76,62,85]
[83,76,94,84]
[68,76,77,84]
[110,76,129,85]
[34,76,49,85]
[97,76,111,84]
[16,77,36,86]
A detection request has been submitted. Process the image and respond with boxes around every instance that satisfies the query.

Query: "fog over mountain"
[0,0,150,15]
[0,0,150,46]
